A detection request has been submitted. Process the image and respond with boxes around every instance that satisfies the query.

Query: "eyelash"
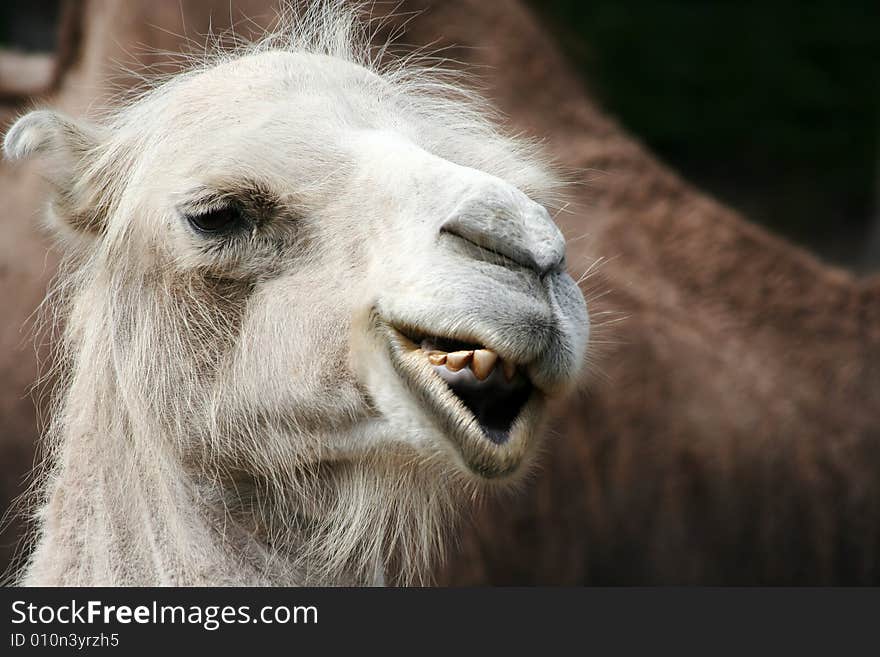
[185,203,249,235]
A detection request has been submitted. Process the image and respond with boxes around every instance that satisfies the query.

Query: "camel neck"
[22,421,298,585]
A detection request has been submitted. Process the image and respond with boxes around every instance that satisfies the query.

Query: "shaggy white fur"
[3,1,589,586]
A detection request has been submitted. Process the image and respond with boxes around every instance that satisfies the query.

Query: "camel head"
[3,9,588,582]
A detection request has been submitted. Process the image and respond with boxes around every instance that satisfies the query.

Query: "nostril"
[440,194,565,276]
[440,224,534,272]
[540,255,566,280]
[529,230,568,277]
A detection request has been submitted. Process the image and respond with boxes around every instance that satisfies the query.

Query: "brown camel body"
[1,0,878,584]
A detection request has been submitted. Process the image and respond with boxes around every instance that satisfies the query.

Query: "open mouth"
[418,336,532,445]
[374,312,543,479]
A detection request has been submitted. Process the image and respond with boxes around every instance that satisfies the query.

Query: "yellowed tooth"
[471,349,498,381]
[427,351,447,366]
[446,350,473,372]
[502,359,517,381]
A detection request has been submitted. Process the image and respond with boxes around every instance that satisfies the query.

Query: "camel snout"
[440,190,566,277]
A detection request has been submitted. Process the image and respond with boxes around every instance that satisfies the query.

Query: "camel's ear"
[4,109,108,238]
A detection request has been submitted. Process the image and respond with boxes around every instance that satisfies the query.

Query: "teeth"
[502,359,517,381]
[445,350,473,372]
[471,349,498,381]
[422,343,516,382]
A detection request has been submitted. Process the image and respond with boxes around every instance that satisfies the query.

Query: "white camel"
[3,3,588,585]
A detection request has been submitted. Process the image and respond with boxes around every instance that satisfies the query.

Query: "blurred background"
[530,0,880,272]
[2,1,878,270]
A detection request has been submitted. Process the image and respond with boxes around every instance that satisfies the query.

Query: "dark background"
[1,0,879,271]
[529,0,880,272]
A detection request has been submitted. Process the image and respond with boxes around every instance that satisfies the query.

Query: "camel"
[2,3,588,585]
[2,0,878,585]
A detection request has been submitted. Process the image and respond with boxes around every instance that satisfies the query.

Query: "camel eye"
[186,205,244,234]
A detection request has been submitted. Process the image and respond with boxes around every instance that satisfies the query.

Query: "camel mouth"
[416,336,532,445]
[374,313,543,479]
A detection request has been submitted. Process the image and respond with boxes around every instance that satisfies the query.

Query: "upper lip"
[372,311,543,479]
